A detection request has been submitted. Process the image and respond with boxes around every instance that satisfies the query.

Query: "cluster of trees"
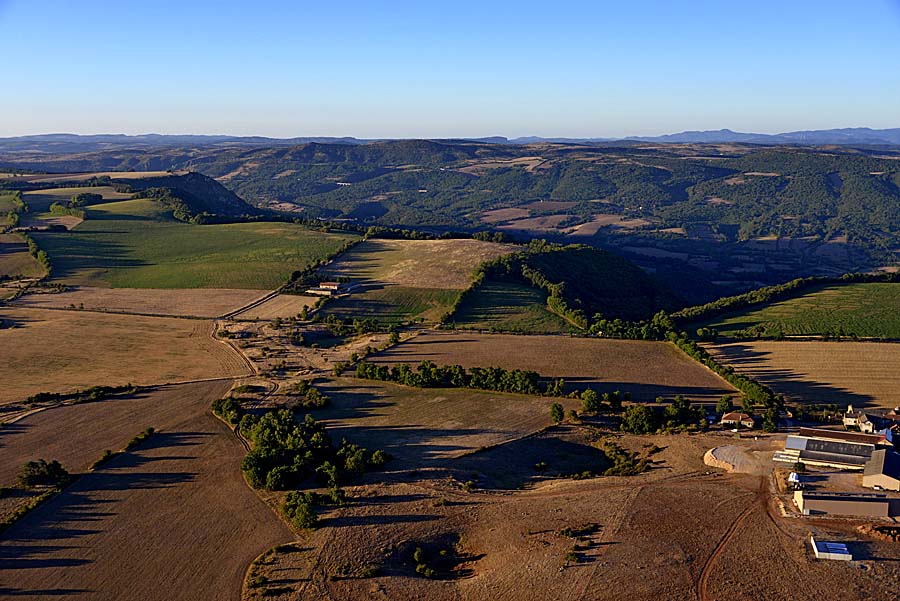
[238,410,388,492]
[49,202,86,219]
[620,395,704,434]
[288,379,330,409]
[69,192,104,207]
[17,459,69,488]
[588,310,674,340]
[354,360,546,395]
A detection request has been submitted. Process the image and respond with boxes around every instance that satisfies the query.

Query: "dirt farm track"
[0,381,292,600]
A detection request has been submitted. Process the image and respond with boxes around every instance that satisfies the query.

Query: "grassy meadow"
[33,199,359,289]
[449,281,573,333]
[699,283,900,338]
[320,238,515,323]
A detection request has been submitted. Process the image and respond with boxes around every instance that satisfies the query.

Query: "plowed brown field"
[0,381,292,600]
[706,340,900,409]
[370,332,736,402]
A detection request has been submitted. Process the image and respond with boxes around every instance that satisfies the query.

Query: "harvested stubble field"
[34,201,359,289]
[369,332,736,402]
[14,286,269,318]
[233,293,320,320]
[0,381,292,600]
[706,340,900,409]
[698,283,900,338]
[321,238,516,323]
[247,433,900,600]
[0,307,249,404]
[314,377,580,469]
[0,233,44,278]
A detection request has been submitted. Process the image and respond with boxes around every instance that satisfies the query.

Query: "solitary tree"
[550,402,564,424]
[716,394,734,415]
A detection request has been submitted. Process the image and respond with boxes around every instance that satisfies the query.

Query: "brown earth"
[368,332,736,402]
[497,214,572,232]
[706,341,900,409]
[479,207,530,223]
[0,380,293,600]
[14,286,269,318]
[245,432,900,600]
[0,307,250,404]
[315,378,580,469]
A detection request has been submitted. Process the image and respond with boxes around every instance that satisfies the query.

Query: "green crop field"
[323,286,461,324]
[32,200,359,289]
[449,281,572,333]
[699,283,900,338]
[23,186,132,212]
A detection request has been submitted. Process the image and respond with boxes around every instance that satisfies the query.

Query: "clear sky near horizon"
[1,0,899,138]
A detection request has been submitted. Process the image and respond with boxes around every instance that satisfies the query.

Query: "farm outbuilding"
[775,428,888,471]
[863,449,900,491]
[794,491,900,518]
[721,412,754,428]
[810,536,852,561]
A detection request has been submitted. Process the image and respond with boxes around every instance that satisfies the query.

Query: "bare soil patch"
[707,341,900,409]
[369,332,736,402]
[14,286,268,317]
[479,207,530,223]
[498,214,572,232]
[523,200,577,211]
[314,378,579,469]
[0,307,249,404]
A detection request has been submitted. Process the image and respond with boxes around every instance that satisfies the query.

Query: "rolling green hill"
[33,199,358,289]
[450,243,680,331]
[696,282,900,339]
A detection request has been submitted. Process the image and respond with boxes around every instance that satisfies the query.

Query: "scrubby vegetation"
[238,410,388,492]
[17,459,69,488]
[23,383,138,406]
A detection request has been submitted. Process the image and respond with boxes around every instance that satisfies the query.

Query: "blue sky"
[1,0,899,138]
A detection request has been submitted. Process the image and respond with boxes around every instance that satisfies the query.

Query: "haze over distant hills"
[2,127,900,153]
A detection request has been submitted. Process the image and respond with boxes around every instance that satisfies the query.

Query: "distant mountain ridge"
[2,127,900,153]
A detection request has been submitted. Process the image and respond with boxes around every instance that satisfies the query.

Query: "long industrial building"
[775,428,889,471]
[794,491,900,518]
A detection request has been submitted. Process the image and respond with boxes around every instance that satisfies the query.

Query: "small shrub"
[17,459,69,488]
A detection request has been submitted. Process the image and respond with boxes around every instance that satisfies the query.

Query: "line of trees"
[354,360,548,396]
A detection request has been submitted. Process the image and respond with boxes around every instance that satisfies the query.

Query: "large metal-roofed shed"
[797,428,887,446]
[794,491,895,517]
[779,435,874,470]
[863,449,900,491]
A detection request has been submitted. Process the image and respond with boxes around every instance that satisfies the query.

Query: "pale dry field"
[0,380,292,601]
[323,238,517,290]
[233,293,319,320]
[15,286,268,318]
[0,307,250,404]
[0,233,44,278]
[707,340,900,409]
[370,332,736,402]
